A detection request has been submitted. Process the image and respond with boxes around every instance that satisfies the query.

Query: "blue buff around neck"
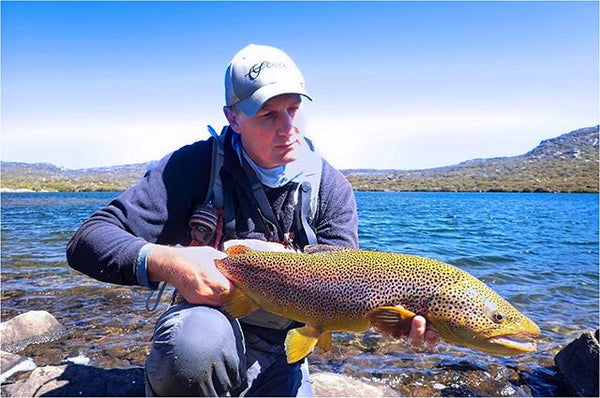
[231,132,319,188]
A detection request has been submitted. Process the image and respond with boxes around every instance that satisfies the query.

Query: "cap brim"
[237,83,313,117]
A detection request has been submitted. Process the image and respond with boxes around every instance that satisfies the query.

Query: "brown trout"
[216,245,540,364]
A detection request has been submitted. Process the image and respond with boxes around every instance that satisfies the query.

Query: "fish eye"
[493,312,505,323]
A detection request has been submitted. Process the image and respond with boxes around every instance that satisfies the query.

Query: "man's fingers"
[373,305,439,348]
[424,329,440,348]
[409,315,427,347]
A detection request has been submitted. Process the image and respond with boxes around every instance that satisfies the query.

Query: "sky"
[1,1,598,170]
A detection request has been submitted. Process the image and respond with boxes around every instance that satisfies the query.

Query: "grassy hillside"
[1,126,598,193]
[0,162,152,192]
[344,126,599,193]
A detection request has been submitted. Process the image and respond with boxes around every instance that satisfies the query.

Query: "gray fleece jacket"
[66,128,358,288]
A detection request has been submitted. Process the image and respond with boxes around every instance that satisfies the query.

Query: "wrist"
[146,246,197,288]
[146,245,175,284]
[136,243,159,289]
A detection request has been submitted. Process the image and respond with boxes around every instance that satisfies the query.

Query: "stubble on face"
[228,94,303,168]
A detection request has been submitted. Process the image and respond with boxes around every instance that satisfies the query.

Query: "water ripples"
[1,191,598,394]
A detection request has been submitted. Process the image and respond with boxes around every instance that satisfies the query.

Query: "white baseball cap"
[225,44,312,117]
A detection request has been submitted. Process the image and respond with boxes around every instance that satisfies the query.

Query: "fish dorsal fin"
[222,288,260,318]
[367,306,416,337]
[303,244,353,254]
[225,245,251,256]
[284,325,324,364]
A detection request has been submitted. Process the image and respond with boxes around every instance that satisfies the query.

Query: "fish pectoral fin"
[316,331,333,352]
[222,289,260,318]
[284,325,324,364]
[368,306,417,336]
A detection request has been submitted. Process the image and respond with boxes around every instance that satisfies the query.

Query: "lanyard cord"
[145,281,167,312]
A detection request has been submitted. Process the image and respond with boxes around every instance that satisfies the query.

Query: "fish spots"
[216,246,539,353]
[217,248,467,323]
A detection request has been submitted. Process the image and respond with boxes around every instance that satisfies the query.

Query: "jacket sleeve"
[66,140,212,286]
[314,160,359,249]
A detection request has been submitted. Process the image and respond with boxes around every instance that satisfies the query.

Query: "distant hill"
[0,162,154,192]
[343,126,598,192]
[1,126,598,193]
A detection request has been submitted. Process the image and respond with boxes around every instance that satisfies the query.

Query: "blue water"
[1,191,598,392]
[356,192,598,351]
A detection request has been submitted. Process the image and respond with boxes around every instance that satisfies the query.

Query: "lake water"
[1,191,598,395]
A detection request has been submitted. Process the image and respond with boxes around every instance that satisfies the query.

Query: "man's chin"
[276,148,299,166]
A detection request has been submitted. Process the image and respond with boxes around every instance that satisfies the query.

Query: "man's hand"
[146,246,231,306]
[374,305,440,348]
[146,239,293,307]
[409,315,440,348]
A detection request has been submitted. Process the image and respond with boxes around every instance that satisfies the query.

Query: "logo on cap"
[246,61,288,81]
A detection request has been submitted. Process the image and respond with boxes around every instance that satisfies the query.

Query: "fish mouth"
[487,333,538,353]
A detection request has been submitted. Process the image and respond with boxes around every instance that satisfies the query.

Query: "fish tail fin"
[285,325,325,364]
[222,288,260,318]
[225,245,251,256]
[368,306,416,337]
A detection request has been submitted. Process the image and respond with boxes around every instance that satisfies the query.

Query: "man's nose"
[276,112,294,137]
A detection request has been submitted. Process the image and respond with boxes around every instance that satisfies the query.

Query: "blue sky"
[2,1,598,170]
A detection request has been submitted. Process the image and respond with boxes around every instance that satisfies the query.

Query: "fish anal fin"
[284,325,323,364]
[222,289,260,318]
[317,331,333,352]
[368,306,417,336]
[303,244,353,254]
[225,245,251,256]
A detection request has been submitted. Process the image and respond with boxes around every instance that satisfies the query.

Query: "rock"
[311,372,400,397]
[2,366,398,397]
[2,364,145,397]
[0,311,67,353]
[0,350,37,383]
[554,329,599,397]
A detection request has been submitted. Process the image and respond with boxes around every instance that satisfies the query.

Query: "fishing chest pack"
[158,126,322,329]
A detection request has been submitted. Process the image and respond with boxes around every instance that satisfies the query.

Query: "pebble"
[432,382,447,390]
[62,354,91,366]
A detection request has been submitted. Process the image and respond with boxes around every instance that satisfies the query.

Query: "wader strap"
[206,126,226,207]
[222,171,237,240]
[298,181,318,245]
[239,158,281,241]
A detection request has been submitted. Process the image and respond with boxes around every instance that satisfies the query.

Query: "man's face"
[226,94,302,169]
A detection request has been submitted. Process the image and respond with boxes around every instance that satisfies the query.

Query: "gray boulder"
[554,329,599,397]
[0,350,37,383]
[2,364,145,397]
[0,311,67,353]
[2,366,400,397]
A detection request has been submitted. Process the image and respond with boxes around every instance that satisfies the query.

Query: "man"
[67,44,437,397]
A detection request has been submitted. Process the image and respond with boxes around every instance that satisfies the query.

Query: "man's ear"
[223,106,240,131]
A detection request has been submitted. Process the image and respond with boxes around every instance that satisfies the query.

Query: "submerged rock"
[311,372,400,397]
[554,329,599,397]
[0,311,67,353]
